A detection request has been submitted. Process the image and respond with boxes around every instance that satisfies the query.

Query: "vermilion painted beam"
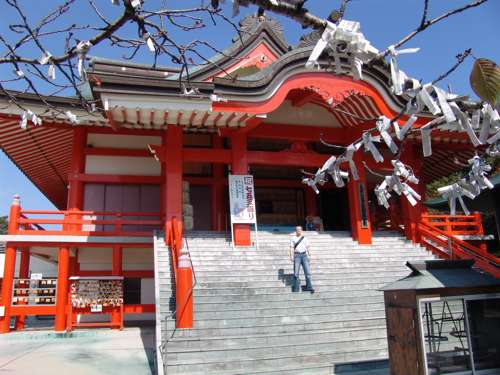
[248,150,329,167]
[9,305,57,316]
[70,174,162,184]
[123,304,155,314]
[248,123,354,143]
[183,148,231,164]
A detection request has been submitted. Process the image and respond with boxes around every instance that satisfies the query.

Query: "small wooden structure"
[66,276,124,331]
[381,260,500,375]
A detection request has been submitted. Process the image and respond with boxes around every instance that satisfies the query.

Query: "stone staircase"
[155,231,435,375]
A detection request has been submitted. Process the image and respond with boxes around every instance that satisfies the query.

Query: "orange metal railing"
[421,212,484,237]
[418,221,500,278]
[15,210,162,237]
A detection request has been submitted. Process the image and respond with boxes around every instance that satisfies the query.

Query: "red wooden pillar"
[212,135,225,231]
[347,154,372,244]
[67,127,86,210]
[401,144,424,243]
[165,126,184,239]
[14,248,30,330]
[54,246,70,332]
[111,245,123,327]
[231,132,251,246]
[1,195,21,333]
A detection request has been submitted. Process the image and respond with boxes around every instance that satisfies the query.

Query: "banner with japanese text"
[228,174,257,224]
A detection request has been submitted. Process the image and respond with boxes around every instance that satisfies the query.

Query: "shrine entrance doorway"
[318,188,351,231]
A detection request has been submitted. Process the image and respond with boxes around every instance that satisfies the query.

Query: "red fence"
[15,210,162,237]
[418,221,500,278]
[421,213,483,237]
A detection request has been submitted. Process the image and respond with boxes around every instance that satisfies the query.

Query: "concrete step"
[167,325,387,351]
[159,230,432,375]
[192,295,384,311]
[166,339,388,371]
[165,350,388,375]
[166,308,386,330]
[191,272,409,283]
[181,288,383,303]
[191,282,393,296]
[189,265,414,277]
[191,301,386,320]
[166,316,387,338]
[193,275,407,289]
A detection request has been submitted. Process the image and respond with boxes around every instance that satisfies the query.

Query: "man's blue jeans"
[293,253,313,292]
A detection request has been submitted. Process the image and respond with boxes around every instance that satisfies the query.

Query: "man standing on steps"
[289,226,314,293]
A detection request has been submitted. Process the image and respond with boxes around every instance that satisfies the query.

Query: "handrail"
[418,221,500,278]
[160,215,196,365]
[19,213,45,231]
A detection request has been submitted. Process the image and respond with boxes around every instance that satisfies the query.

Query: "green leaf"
[470,58,500,107]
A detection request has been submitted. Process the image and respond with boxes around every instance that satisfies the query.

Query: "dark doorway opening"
[319,188,350,231]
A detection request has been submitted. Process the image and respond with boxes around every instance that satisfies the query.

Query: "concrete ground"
[0,327,156,375]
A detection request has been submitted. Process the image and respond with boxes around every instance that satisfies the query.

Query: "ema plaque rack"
[11,278,57,306]
[66,276,124,331]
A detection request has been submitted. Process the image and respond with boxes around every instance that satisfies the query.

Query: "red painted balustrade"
[421,213,484,237]
[418,221,500,278]
[14,210,162,237]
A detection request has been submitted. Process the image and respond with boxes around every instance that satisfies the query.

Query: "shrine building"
[0,14,490,337]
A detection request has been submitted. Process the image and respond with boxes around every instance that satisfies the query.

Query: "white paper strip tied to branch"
[330,161,349,187]
[305,20,378,79]
[375,179,391,209]
[420,116,445,157]
[19,110,42,129]
[434,87,456,123]
[38,51,52,65]
[392,160,419,185]
[387,45,420,95]
[375,174,421,208]
[438,182,476,215]
[65,111,79,125]
[376,116,398,153]
[305,21,337,70]
[480,104,500,144]
[449,102,482,146]
[76,41,92,78]
[467,155,494,191]
[393,114,417,141]
[340,141,362,180]
[48,64,56,80]
[417,84,441,115]
[362,132,384,163]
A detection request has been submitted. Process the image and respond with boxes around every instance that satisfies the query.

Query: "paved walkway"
[0,327,156,375]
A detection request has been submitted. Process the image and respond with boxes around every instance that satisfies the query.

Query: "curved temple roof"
[0,14,478,208]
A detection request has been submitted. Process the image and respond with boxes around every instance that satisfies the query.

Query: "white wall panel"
[141,278,155,304]
[85,156,161,176]
[87,134,161,149]
[78,247,112,271]
[123,248,154,270]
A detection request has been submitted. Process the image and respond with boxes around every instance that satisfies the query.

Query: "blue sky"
[0,0,499,215]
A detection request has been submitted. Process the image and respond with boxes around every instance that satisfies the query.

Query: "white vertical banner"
[228,174,259,248]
